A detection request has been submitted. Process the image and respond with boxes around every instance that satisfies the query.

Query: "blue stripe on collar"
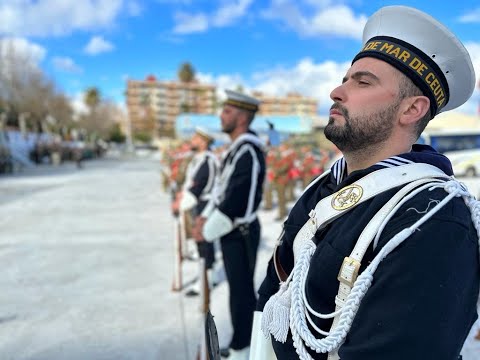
[330,155,414,185]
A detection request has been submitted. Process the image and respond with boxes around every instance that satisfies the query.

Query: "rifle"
[171,216,183,292]
[179,210,189,259]
[196,258,220,360]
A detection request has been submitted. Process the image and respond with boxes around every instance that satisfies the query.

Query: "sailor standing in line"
[176,128,219,296]
[193,90,266,360]
[254,6,479,360]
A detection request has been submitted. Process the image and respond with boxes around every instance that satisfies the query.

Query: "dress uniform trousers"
[220,218,261,350]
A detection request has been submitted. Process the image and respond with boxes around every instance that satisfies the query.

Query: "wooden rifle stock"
[171,217,183,292]
[197,257,220,360]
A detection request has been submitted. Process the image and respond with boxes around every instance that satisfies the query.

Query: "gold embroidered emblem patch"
[331,184,363,210]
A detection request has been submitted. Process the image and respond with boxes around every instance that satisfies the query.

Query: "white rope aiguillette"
[262,178,480,360]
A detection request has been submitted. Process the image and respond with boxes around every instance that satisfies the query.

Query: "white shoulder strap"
[326,176,445,360]
[292,163,449,260]
[263,163,455,359]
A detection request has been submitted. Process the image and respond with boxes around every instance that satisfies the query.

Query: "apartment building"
[126,75,216,138]
[251,91,318,116]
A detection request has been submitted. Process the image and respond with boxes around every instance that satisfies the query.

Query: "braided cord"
[289,179,474,359]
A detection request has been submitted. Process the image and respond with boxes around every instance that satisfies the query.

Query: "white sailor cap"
[194,126,214,144]
[353,6,475,116]
[224,89,261,112]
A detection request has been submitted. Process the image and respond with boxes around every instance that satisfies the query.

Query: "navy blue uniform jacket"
[257,145,479,360]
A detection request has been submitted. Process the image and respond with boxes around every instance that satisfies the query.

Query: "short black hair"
[397,73,432,140]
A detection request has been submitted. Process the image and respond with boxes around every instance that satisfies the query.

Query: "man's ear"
[399,96,430,126]
[238,110,250,127]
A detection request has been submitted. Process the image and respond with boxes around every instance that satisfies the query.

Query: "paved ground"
[0,154,479,359]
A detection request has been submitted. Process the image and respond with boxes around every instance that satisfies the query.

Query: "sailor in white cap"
[254,6,479,360]
[178,127,219,296]
[193,89,266,360]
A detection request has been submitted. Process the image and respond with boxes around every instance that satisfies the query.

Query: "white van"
[443,149,480,177]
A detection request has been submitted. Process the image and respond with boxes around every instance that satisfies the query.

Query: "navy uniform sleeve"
[339,194,479,360]
[256,223,301,310]
[188,158,210,199]
[257,186,313,310]
[218,145,260,220]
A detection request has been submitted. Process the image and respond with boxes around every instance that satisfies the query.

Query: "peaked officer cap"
[224,89,261,112]
[194,127,214,144]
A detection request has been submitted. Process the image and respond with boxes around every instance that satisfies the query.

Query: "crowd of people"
[263,144,333,221]
[0,126,107,173]
[162,5,480,360]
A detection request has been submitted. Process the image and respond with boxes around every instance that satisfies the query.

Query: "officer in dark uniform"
[253,6,479,360]
[179,127,219,296]
[194,90,266,360]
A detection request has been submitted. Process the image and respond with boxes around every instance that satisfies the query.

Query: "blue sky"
[2,0,480,115]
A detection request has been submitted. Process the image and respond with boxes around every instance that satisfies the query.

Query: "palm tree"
[178,62,196,115]
[178,62,195,83]
[84,87,100,111]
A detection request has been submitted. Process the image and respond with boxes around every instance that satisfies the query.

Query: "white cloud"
[0,0,132,37]
[197,72,247,106]
[52,56,83,73]
[0,37,46,66]
[465,42,480,84]
[173,12,209,34]
[198,57,349,114]
[200,41,480,117]
[262,1,367,39]
[456,42,480,114]
[212,0,254,27]
[70,91,90,119]
[172,0,254,34]
[84,36,115,55]
[248,53,480,116]
[252,58,349,113]
[458,8,480,23]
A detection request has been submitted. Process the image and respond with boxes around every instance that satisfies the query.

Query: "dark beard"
[222,124,235,134]
[190,145,199,152]
[324,102,398,152]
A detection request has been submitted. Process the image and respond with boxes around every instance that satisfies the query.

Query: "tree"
[84,87,100,112]
[109,123,126,143]
[48,93,74,132]
[77,99,121,140]
[180,102,190,113]
[0,39,74,133]
[178,62,195,83]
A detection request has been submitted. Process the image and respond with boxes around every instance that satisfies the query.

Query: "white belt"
[200,194,212,201]
[234,213,258,226]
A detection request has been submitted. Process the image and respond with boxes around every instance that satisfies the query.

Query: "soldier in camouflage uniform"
[272,144,293,221]
[286,146,300,202]
[263,148,277,210]
[170,142,193,215]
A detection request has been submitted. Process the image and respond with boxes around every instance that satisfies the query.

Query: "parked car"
[443,149,480,177]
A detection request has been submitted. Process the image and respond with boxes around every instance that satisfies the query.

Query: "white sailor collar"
[227,131,265,154]
[331,155,416,185]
